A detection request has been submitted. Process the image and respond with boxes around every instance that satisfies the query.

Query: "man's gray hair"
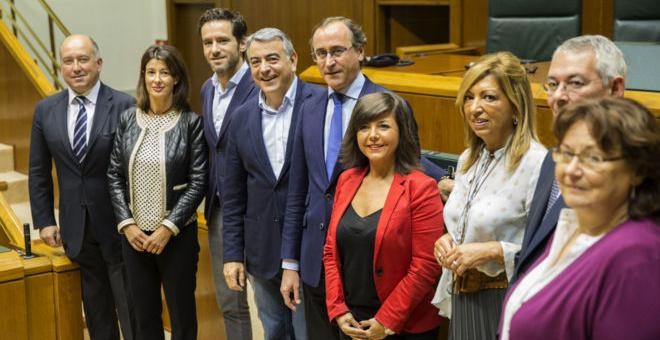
[555,35,627,87]
[246,28,296,57]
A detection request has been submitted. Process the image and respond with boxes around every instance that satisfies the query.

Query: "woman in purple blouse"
[500,97,660,340]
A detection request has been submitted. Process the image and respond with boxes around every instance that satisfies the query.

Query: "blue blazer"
[281,76,445,287]
[28,83,134,258]
[200,72,257,220]
[222,80,326,280]
[511,152,566,283]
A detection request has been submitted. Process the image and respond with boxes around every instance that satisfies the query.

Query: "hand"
[336,313,368,339]
[445,241,503,276]
[434,233,456,268]
[359,318,388,339]
[123,224,148,251]
[437,178,455,203]
[142,225,173,255]
[223,262,246,291]
[39,225,61,247]
[280,269,301,311]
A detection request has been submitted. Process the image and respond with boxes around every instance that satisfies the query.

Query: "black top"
[337,204,382,321]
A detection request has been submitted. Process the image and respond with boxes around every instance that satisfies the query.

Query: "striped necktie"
[72,96,88,164]
[543,179,561,218]
[326,92,344,180]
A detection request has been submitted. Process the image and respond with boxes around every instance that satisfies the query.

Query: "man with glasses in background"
[510,35,627,284]
[279,16,445,338]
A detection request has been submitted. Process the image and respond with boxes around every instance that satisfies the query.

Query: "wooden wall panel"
[168,2,216,115]
[0,39,43,174]
[0,279,29,340]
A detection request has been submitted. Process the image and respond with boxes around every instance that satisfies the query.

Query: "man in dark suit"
[28,34,134,340]
[222,27,323,339]
[510,35,627,284]
[198,8,256,340]
[279,17,445,339]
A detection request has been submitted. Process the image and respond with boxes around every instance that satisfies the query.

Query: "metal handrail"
[0,0,71,90]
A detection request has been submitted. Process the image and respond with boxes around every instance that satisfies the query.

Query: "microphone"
[22,223,35,259]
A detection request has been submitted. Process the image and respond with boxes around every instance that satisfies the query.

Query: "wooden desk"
[382,54,550,84]
[300,57,660,155]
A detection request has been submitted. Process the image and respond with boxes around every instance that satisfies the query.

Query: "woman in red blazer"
[323,92,445,339]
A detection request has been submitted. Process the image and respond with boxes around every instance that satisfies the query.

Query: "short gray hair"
[554,35,627,87]
[246,28,295,57]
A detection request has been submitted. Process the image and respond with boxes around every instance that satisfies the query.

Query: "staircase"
[0,143,40,240]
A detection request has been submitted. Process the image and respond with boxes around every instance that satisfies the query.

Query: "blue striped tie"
[72,96,87,164]
[543,179,560,218]
[326,92,343,180]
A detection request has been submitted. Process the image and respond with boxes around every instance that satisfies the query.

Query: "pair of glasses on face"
[551,146,623,169]
[311,45,353,61]
[542,78,598,94]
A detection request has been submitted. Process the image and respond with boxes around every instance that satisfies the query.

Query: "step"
[0,171,29,204]
[0,143,14,172]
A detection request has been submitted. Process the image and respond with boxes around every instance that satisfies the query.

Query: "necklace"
[455,149,502,245]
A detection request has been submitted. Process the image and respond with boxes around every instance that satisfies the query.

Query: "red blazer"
[324,167,445,334]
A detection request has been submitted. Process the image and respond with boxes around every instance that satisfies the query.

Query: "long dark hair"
[136,45,191,113]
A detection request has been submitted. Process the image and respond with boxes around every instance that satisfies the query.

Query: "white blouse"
[500,209,603,340]
[432,141,546,318]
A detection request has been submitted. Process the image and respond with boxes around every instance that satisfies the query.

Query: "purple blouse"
[501,218,660,340]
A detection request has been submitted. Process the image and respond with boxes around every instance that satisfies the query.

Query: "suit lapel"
[373,173,405,263]
[276,81,308,184]
[311,95,330,186]
[523,154,555,248]
[332,167,368,229]
[247,105,277,183]
[86,84,112,154]
[218,72,255,147]
[201,80,218,145]
[54,91,76,161]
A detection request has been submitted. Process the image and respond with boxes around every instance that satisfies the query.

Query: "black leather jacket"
[107,108,208,233]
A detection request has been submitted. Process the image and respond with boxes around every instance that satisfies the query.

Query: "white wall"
[10,0,167,94]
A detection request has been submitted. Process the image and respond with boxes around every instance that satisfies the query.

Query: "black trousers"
[72,219,135,340]
[122,223,199,340]
[302,271,340,340]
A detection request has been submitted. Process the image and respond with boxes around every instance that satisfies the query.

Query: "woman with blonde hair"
[432,52,546,339]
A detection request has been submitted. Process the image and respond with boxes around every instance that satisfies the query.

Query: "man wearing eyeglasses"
[510,35,627,284]
[279,16,445,339]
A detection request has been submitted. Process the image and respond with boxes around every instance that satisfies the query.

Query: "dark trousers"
[122,223,199,340]
[72,222,135,340]
[302,273,340,340]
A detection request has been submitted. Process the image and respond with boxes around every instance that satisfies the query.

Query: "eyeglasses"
[311,45,353,61]
[542,78,599,94]
[551,146,624,168]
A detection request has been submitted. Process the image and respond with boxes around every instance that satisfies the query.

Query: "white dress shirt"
[258,77,298,178]
[67,80,101,146]
[212,62,249,136]
[323,73,365,158]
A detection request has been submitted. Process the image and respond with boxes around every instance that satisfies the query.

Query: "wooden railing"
[0,0,71,90]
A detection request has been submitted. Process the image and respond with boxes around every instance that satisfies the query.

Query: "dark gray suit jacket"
[511,152,566,283]
[28,83,134,258]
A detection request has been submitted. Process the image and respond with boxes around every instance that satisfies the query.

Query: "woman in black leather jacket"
[107,44,207,340]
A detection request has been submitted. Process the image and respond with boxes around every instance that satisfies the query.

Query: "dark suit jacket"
[28,83,134,258]
[511,152,566,283]
[281,76,445,287]
[222,80,326,280]
[324,167,444,333]
[200,72,257,220]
